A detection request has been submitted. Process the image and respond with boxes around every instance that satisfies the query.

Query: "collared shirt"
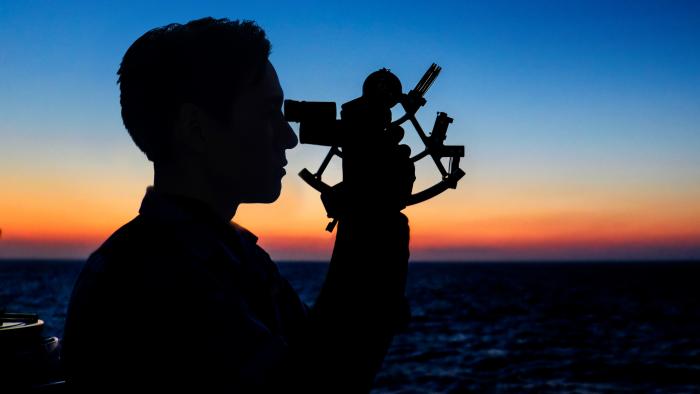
[63,188,310,391]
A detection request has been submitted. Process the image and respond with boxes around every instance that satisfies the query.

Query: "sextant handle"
[406,168,465,206]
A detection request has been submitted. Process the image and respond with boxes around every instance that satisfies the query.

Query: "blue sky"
[1,0,699,260]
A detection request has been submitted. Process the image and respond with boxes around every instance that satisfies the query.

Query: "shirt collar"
[138,186,259,245]
[137,187,279,298]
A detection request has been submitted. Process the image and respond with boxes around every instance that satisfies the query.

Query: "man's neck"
[152,162,239,222]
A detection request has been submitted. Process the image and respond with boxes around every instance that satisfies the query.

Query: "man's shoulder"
[92,215,157,258]
[85,214,200,273]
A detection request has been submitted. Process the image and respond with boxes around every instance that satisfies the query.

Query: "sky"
[1,0,699,261]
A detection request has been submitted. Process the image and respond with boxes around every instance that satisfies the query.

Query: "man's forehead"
[261,60,283,103]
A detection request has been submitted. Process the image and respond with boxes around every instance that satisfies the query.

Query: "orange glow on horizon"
[2,167,700,259]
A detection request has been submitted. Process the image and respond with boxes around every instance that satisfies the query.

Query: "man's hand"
[321,126,416,219]
[318,120,414,306]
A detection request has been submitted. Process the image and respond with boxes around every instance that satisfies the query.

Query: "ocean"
[1,260,699,393]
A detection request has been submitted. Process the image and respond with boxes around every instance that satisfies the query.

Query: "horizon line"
[1,257,699,264]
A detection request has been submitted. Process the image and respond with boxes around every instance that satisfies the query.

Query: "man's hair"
[117,17,271,161]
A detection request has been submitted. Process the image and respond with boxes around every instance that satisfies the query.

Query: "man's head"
[117,17,297,209]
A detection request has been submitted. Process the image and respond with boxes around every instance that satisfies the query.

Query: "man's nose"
[282,120,298,149]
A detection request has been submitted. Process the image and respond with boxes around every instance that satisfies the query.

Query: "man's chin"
[242,186,281,204]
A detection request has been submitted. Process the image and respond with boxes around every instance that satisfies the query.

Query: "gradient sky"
[1,0,699,261]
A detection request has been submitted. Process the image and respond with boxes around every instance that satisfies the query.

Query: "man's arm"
[303,212,411,392]
[275,132,414,392]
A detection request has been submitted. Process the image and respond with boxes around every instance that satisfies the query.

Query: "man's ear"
[174,102,207,155]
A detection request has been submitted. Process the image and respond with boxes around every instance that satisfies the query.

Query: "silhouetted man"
[63,17,413,393]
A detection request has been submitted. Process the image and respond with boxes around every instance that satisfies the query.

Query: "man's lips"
[280,159,288,176]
